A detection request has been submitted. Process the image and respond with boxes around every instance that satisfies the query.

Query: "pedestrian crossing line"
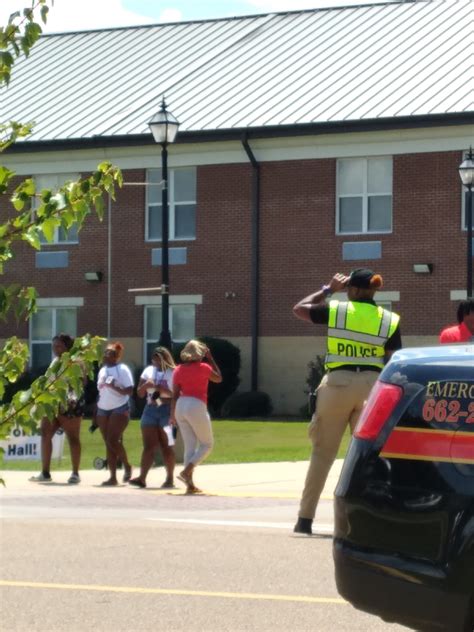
[0,580,347,605]
[150,489,333,500]
[148,517,334,532]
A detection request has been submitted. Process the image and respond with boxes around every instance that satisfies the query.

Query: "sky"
[0,0,397,32]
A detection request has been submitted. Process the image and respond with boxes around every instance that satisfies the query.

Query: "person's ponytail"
[370,274,383,290]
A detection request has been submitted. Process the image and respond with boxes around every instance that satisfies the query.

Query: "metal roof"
[2,0,473,144]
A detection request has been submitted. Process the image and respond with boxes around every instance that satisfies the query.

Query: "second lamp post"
[148,97,180,350]
[459,147,474,299]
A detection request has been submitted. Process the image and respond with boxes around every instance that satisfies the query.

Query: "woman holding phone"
[129,346,176,489]
[96,342,134,486]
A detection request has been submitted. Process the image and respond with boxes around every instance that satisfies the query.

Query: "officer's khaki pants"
[298,369,379,521]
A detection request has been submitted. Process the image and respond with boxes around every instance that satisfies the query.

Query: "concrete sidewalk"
[0,459,344,499]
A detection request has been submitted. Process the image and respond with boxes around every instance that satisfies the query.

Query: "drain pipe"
[241,134,260,392]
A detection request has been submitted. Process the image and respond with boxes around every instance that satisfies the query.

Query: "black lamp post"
[148,97,180,350]
[458,147,474,299]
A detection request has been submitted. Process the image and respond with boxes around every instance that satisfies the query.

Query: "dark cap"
[348,268,375,289]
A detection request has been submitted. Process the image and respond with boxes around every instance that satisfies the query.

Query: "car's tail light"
[354,381,403,440]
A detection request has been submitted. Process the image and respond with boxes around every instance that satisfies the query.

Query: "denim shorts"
[97,402,130,417]
[141,402,171,428]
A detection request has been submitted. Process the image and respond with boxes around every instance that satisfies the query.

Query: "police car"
[333,345,474,632]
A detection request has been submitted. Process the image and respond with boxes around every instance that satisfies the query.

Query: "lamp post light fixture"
[148,97,180,350]
[459,147,474,299]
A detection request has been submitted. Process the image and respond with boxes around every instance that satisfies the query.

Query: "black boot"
[293,517,313,535]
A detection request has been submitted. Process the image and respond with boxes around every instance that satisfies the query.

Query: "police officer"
[293,268,402,535]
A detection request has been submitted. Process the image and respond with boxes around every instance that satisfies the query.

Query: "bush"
[305,355,326,396]
[222,391,273,418]
[173,336,241,416]
[301,355,327,418]
[131,365,146,418]
[0,363,100,417]
[1,369,38,404]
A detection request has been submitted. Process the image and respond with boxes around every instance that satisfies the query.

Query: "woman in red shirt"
[170,340,222,494]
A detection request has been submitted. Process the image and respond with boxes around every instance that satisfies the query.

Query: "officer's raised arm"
[293,273,350,322]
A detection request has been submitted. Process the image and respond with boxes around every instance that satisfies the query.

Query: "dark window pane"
[174,168,196,202]
[368,158,392,194]
[31,343,52,370]
[146,342,157,364]
[172,305,195,341]
[31,309,53,340]
[368,196,392,231]
[146,307,162,340]
[58,223,79,243]
[148,205,162,240]
[56,308,77,335]
[147,169,163,205]
[339,197,362,233]
[338,159,364,195]
[175,204,196,239]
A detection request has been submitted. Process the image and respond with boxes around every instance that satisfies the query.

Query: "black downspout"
[242,135,260,392]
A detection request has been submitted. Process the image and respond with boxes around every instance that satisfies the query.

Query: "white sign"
[0,430,65,461]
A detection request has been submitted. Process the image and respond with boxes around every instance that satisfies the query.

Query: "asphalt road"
[0,467,407,632]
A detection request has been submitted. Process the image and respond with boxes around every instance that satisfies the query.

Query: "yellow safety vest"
[325,300,400,371]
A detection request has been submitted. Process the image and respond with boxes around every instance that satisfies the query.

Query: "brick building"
[2,0,473,413]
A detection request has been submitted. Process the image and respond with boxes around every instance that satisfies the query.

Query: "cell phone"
[105,376,114,384]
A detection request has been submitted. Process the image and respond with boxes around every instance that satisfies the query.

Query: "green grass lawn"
[0,419,351,471]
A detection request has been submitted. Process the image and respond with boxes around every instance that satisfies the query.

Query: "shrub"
[222,391,273,418]
[301,355,327,418]
[0,363,100,417]
[131,365,146,418]
[173,336,241,416]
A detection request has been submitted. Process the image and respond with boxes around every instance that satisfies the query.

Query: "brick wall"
[1,150,467,345]
[259,151,465,337]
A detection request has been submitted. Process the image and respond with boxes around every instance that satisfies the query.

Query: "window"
[146,167,196,241]
[33,173,80,244]
[144,305,195,362]
[337,157,392,234]
[30,307,77,369]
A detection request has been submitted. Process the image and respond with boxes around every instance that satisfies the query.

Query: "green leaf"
[41,217,58,242]
[80,180,90,194]
[19,389,32,405]
[11,195,24,211]
[22,228,41,250]
[94,195,104,219]
[40,189,52,203]
[0,165,14,186]
[73,199,89,215]
[22,178,35,196]
[40,5,49,24]
[0,51,13,68]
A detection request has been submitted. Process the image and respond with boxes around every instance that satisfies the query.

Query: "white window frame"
[29,300,81,368]
[32,173,80,245]
[336,157,393,235]
[145,167,196,242]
